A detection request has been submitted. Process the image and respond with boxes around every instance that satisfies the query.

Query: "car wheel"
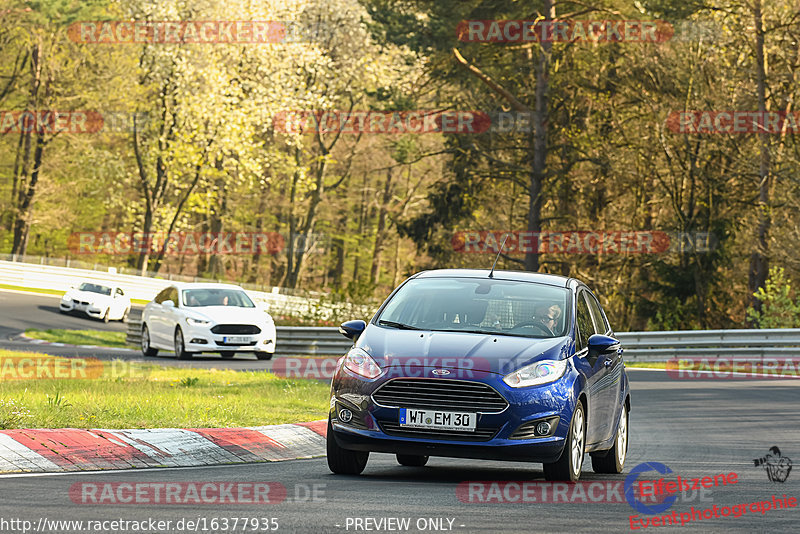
[543,400,585,482]
[326,419,368,475]
[103,308,110,323]
[255,351,273,361]
[396,454,428,467]
[174,327,193,360]
[591,403,628,474]
[121,308,130,323]
[141,324,158,357]
[220,351,236,359]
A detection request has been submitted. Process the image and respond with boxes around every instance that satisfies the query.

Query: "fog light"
[339,408,353,423]
[536,421,551,436]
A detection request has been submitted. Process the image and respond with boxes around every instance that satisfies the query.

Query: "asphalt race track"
[0,290,276,369]
[1,290,798,532]
[0,369,798,533]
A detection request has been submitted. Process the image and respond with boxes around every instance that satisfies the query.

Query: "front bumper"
[329,367,580,464]
[183,323,276,353]
[60,299,104,318]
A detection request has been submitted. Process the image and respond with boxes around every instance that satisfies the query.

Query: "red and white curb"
[0,420,326,473]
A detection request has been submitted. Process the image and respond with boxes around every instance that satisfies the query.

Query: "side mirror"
[587,334,620,362]
[339,320,367,340]
[163,300,175,308]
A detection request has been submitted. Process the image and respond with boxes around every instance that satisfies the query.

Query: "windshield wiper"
[378,320,420,330]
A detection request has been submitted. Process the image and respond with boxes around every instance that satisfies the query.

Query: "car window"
[78,282,112,296]
[154,288,169,304]
[585,291,609,334]
[167,287,179,306]
[575,291,595,352]
[376,277,569,338]
[182,288,256,308]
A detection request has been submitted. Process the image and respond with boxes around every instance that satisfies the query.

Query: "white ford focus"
[59,282,131,322]
[140,283,276,360]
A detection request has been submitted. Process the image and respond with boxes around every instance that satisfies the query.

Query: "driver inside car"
[530,302,563,335]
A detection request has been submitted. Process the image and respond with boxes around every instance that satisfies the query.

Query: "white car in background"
[59,282,131,322]
[140,283,276,360]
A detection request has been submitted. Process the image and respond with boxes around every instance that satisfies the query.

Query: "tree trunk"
[747,0,771,320]
[524,0,554,272]
[371,168,393,284]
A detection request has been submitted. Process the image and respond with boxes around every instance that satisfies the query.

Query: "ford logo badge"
[431,369,450,376]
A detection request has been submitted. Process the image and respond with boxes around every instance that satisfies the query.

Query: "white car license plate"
[399,408,476,432]
[222,336,251,344]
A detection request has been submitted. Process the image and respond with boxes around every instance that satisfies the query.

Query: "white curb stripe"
[0,434,62,472]
[251,424,326,460]
[106,429,241,467]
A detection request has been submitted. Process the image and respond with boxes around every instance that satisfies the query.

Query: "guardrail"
[125,313,800,361]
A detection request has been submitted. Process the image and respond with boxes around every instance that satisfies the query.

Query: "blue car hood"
[357,325,571,376]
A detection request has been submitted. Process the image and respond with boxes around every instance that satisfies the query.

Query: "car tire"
[220,351,236,359]
[591,403,628,474]
[396,454,428,467]
[543,400,585,482]
[174,327,193,360]
[141,324,159,357]
[103,308,110,323]
[255,351,272,361]
[327,419,368,475]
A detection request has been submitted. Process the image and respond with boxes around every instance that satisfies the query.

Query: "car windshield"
[78,283,112,296]
[377,277,570,338]
[182,288,256,308]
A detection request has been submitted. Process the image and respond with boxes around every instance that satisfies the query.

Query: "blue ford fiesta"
[327,269,630,481]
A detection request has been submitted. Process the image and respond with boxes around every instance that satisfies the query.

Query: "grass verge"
[25,329,128,348]
[0,349,329,429]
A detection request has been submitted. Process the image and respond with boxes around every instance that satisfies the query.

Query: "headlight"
[503,359,568,388]
[343,348,382,379]
[186,317,211,326]
[61,295,70,301]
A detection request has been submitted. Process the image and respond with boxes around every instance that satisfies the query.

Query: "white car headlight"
[343,348,383,379]
[503,359,568,388]
[186,317,211,326]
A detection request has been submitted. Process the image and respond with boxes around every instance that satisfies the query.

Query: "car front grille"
[216,340,257,346]
[210,324,261,334]
[379,421,498,442]
[73,299,89,306]
[372,378,508,413]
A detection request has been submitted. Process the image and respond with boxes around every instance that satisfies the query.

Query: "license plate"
[399,408,476,432]
[222,336,251,344]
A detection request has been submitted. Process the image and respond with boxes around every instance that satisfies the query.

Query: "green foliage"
[178,376,199,388]
[746,267,800,328]
[46,391,72,409]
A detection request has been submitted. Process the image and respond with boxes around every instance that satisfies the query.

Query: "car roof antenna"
[488,234,510,279]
